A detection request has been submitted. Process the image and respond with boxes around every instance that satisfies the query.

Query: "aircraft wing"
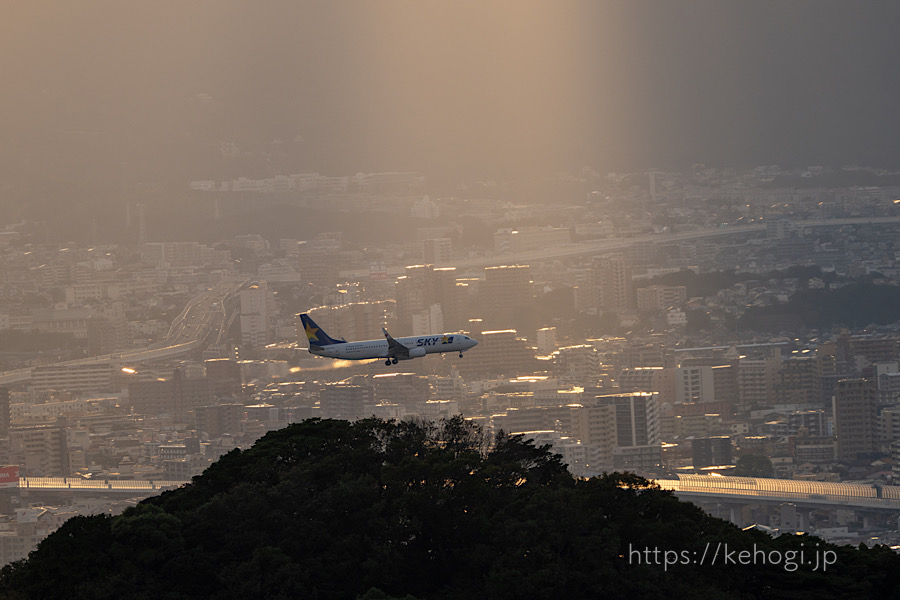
[383,327,410,359]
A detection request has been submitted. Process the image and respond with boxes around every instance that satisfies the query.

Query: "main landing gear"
[385,358,398,366]
[459,352,464,358]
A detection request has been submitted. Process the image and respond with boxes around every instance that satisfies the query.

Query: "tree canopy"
[1,417,899,599]
[739,283,900,332]
[734,454,775,478]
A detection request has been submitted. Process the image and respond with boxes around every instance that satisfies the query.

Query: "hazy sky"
[2,0,898,187]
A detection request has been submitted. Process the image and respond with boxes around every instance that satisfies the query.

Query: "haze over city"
[3,1,899,194]
[3,2,900,597]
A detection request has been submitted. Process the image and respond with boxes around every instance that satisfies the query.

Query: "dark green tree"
[2,418,900,599]
[734,453,775,478]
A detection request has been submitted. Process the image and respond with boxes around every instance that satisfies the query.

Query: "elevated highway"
[13,473,900,514]
[657,474,900,513]
[0,280,246,386]
[15,477,190,497]
[344,215,900,278]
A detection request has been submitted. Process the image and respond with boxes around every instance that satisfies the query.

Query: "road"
[658,473,900,512]
[343,215,900,278]
[0,279,246,386]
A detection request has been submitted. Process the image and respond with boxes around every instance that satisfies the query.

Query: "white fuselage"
[310,333,477,361]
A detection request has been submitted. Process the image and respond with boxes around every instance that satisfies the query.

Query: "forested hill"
[739,283,900,332]
[2,418,899,599]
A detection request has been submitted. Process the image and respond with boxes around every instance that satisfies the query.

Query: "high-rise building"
[240,282,274,348]
[788,409,829,437]
[141,241,227,267]
[709,364,738,408]
[0,388,10,438]
[877,370,900,406]
[366,373,431,407]
[692,436,733,469]
[31,363,115,395]
[599,392,660,448]
[297,248,338,289]
[395,265,432,334]
[410,196,440,219]
[738,355,780,410]
[617,366,676,407]
[480,265,532,330]
[411,304,443,337]
[775,357,822,405]
[128,369,214,422]
[849,336,898,366]
[432,267,464,332]
[616,343,671,373]
[552,345,602,385]
[422,238,452,265]
[194,404,245,437]
[492,405,584,439]
[878,405,900,453]
[579,392,660,472]
[535,327,557,356]
[87,314,127,356]
[833,378,877,461]
[675,365,717,404]
[456,329,538,378]
[204,359,243,398]
[319,383,374,421]
[591,254,633,313]
[395,265,465,334]
[670,366,735,417]
[891,440,900,480]
[636,285,687,312]
[10,424,69,476]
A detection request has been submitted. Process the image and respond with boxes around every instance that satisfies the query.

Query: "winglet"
[383,327,400,346]
[382,326,408,357]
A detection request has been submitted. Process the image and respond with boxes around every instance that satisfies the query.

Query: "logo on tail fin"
[300,314,344,346]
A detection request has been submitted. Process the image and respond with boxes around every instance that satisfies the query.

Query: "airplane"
[300,313,477,366]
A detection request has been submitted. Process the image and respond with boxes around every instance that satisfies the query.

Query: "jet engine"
[404,347,426,360]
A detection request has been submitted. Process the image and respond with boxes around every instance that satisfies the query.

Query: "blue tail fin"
[300,313,345,347]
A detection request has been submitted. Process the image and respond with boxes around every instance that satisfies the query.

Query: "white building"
[411,196,440,219]
[240,282,275,348]
[536,327,558,355]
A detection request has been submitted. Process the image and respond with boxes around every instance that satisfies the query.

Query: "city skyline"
[4,1,900,587]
